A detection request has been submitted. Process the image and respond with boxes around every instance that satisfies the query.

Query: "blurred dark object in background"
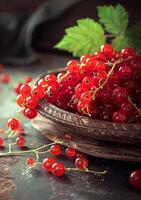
[0,0,140,65]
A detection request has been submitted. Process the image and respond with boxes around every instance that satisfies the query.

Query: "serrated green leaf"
[125,21,141,53]
[112,34,129,51]
[98,4,128,35]
[55,18,106,57]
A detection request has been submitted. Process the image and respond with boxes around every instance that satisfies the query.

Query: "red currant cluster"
[26,144,93,177]
[35,44,141,123]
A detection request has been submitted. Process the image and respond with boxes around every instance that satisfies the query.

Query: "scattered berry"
[51,162,65,176]
[16,137,26,147]
[75,157,88,169]
[65,147,76,158]
[26,157,35,167]
[42,157,56,172]
[129,170,141,190]
[50,144,61,156]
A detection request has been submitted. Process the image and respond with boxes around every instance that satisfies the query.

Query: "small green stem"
[0,142,57,157]
[66,168,107,175]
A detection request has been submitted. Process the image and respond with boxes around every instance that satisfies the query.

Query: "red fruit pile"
[17,44,141,123]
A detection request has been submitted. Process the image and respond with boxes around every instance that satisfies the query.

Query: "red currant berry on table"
[65,147,76,158]
[32,86,45,99]
[75,157,88,169]
[16,137,26,147]
[20,84,31,97]
[8,118,20,130]
[23,108,37,119]
[0,138,4,146]
[51,162,65,177]
[0,73,11,84]
[42,157,56,172]
[26,96,38,109]
[26,157,35,167]
[129,170,141,190]
[50,144,61,156]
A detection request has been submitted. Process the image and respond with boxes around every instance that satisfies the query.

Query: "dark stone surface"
[0,54,141,200]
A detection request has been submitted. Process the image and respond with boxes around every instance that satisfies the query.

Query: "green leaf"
[98,4,128,35]
[125,21,141,53]
[55,18,106,57]
[112,34,129,51]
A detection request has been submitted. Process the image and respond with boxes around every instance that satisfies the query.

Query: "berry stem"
[66,167,107,175]
[0,142,57,157]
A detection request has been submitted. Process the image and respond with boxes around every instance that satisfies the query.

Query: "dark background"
[0,0,140,64]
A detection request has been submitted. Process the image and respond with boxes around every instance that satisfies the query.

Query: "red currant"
[50,144,61,156]
[129,170,141,190]
[26,96,38,109]
[32,86,45,99]
[23,108,37,119]
[51,162,65,176]
[26,157,35,167]
[1,73,11,84]
[8,118,20,130]
[16,137,26,147]
[20,84,31,97]
[14,83,23,94]
[75,157,88,169]
[65,147,76,158]
[42,157,56,172]
[16,95,26,107]
[0,138,4,146]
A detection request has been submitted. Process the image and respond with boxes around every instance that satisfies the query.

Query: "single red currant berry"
[14,83,23,94]
[75,157,88,169]
[20,84,31,97]
[129,170,141,190]
[80,92,93,104]
[50,144,61,156]
[118,65,132,80]
[42,157,56,172]
[16,95,26,107]
[23,108,37,119]
[101,44,115,59]
[26,157,35,167]
[67,60,80,72]
[16,137,26,147]
[51,162,65,177]
[32,86,45,99]
[38,78,49,90]
[24,76,32,84]
[121,48,136,58]
[26,96,38,109]
[0,138,4,146]
[8,118,20,130]
[1,73,11,84]
[65,147,76,158]
[45,74,57,83]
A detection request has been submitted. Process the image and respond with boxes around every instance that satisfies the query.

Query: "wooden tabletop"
[0,53,141,200]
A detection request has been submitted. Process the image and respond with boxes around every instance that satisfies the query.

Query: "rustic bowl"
[32,68,141,162]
